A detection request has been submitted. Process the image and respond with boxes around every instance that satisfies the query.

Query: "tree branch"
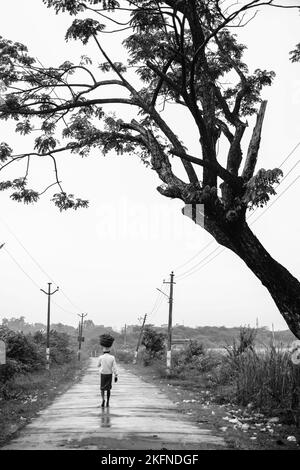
[169,148,242,189]
[226,125,246,175]
[242,100,268,180]
[150,57,174,108]
[0,98,136,117]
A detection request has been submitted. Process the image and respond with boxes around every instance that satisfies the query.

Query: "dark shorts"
[100,373,112,391]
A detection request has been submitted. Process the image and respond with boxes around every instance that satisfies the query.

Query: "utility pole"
[77,313,87,361]
[164,271,175,375]
[133,314,147,364]
[271,323,275,347]
[124,324,127,347]
[40,283,59,370]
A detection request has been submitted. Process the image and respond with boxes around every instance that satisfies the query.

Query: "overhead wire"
[2,244,79,320]
[177,174,300,282]
[175,139,300,281]
[0,217,83,313]
[3,246,41,290]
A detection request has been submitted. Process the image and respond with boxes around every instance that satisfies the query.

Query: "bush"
[115,348,134,364]
[224,325,257,360]
[0,327,44,383]
[141,349,157,366]
[184,340,205,360]
[0,326,76,387]
[141,326,166,365]
[210,345,300,423]
[170,341,217,378]
[33,330,75,365]
[234,347,300,411]
[0,359,24,384]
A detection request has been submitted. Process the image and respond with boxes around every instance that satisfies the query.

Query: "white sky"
[0,1,299,331]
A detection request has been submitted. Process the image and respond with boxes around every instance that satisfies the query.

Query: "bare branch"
[170,148,242,188]
[242,100,268,180]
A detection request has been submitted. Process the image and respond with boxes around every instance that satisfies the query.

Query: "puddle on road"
[100,408,112,428]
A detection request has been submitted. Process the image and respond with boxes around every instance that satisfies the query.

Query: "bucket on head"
[99,333,115,348]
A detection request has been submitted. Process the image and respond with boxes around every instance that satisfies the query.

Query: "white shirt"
[97,353,118,376]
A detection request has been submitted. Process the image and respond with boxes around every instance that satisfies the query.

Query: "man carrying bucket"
[97,334,118,407]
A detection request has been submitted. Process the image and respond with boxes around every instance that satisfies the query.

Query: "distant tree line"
[1,317,296,359]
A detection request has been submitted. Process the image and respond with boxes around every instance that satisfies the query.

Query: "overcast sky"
[0,1,299,331]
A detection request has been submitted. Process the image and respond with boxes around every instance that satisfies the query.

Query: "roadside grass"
[0,357,89,447]
[119,339,300,450]
[209,346,300,424]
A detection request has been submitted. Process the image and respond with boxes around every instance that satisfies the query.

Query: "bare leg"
[101,390,105,407]
[106,390,111,407]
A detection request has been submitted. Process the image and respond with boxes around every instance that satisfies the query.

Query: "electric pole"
[40,283,59,370]
[271,323,275,347]
[124,324,127,347]
[133,314,147,364]
[77,313,87,361]
[164,271,175,375]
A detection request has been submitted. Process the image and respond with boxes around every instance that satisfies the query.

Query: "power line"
[278,159,299,184]
[173,239,215,272]
[176,245,221,279]
[58,289,82,314]
[175,141,300,280]
[3,246,41,290]
[0,217,83,313]
[2,245,78,319]
[147,284,165,320]
[250,175,300,225]
[149,288,163,316]
[0,217,55,282]
[278,140,300,169]
[52,300,78,318]
[177,175,299,282]
[148,290,167,322]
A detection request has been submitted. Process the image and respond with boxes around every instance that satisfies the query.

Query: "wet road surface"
[1,358,225,450]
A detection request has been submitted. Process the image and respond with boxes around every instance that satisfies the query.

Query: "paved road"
[2,358,225,450]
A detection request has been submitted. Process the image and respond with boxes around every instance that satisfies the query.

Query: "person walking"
[97,345,118,407]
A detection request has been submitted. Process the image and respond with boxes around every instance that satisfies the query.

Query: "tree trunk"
[208,220,300,338]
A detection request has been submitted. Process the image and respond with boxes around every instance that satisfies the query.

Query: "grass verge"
[121,358,300,450]
[0,358,89,448]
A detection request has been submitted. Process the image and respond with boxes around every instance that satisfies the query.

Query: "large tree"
[0,1,300,336]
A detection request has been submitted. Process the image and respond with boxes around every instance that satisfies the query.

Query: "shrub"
[0,359,23,384]
[115,348,134,364]
[224,325,257,360]
[141,349,157,366]
[170,341,217,378]
[0,327,44,383]
[33,330,75,365]
[141,326,166,364]
[210,345,300,423]
[234,347,300,413]
[184,340,206,360]
[0,326,77,400]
